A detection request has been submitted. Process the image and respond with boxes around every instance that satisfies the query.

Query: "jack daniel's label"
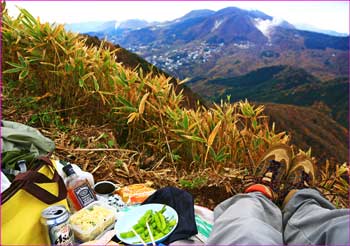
[74,184,97,207]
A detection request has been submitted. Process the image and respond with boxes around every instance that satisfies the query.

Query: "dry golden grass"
[2,4,348,208]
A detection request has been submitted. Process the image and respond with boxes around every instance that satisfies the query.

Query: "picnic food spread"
[2,121,207,246]
[43,177,158,245]
[3,154,170,245]
[4,160,207,245]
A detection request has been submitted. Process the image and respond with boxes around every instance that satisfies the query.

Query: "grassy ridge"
[191,66,349,128]
[2,4,348,207]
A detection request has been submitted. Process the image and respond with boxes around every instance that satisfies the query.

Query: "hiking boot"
[282,154,315,207]
[261,160,284,192]
[245,144,292,201]
[259,144,292,171]
[245,160,285,200]
[288,154,315,189]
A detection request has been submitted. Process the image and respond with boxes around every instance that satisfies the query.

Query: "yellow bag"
[1,156,69,245]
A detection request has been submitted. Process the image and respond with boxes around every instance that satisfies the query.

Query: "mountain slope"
[271,27,349,51]
[263,104,348,163]
[189,65,349,128]
[83,35,207,109]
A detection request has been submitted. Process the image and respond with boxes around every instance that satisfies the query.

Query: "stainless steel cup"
[93,181,117,203]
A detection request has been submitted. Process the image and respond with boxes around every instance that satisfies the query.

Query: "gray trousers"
[207,189,350,245]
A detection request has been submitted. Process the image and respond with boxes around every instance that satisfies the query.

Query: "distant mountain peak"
[181,9,215,20]
[294,23,349,37]
[216,7,272,20]
[115,19,149,30]
[249,10,273,20]
[216,7,244,15]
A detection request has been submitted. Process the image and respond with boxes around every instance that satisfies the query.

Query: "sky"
[6,1,350,34]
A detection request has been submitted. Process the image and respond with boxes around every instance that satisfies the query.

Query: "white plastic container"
[69,201,116,242]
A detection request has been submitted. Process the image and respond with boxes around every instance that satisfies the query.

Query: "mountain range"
[78,7,348,81]
[81,7,349,124]
[294,23,348,37]
[70,6,349,162]
[66,8,348,37]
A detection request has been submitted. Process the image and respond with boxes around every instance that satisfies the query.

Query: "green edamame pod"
[140,231,146,240]
[133,224,141,230]
[168,219,177,227]
[163,226,171,234]
[135,226,145,234]
[141,210,152,221]
[159,204,167,214]
[138,209,152,225]
[120,231,135,238]
[150,213,155,223]
[158,212,167,230]
[154,232,165,240]
[151,222,157,229]
[146,211,153,223]
[154,212,162,230]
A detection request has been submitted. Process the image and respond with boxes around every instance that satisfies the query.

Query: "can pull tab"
[47,208,64,216]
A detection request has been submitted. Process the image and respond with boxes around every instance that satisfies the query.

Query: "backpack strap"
[13,156,67,204]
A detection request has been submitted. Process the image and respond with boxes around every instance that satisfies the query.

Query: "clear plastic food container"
[69,201,116,242]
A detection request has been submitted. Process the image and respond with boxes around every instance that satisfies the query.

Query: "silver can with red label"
[41,205,74,246]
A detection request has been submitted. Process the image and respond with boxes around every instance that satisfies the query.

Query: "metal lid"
[41,205,69,224]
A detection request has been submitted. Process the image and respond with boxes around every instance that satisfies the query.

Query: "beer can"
[41,205,74,245]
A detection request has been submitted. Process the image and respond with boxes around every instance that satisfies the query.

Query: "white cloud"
[5,1,349,34]
[254,18,284,39]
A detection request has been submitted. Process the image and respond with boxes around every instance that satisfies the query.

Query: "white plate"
[115,203,178,245]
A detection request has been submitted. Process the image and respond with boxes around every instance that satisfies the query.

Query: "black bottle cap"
[62,164,76,176]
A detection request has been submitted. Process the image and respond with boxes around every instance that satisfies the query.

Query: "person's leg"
[207,191,283,245]
[207,144,292,245]
[283,188,350,245]
[282,155,349,245]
